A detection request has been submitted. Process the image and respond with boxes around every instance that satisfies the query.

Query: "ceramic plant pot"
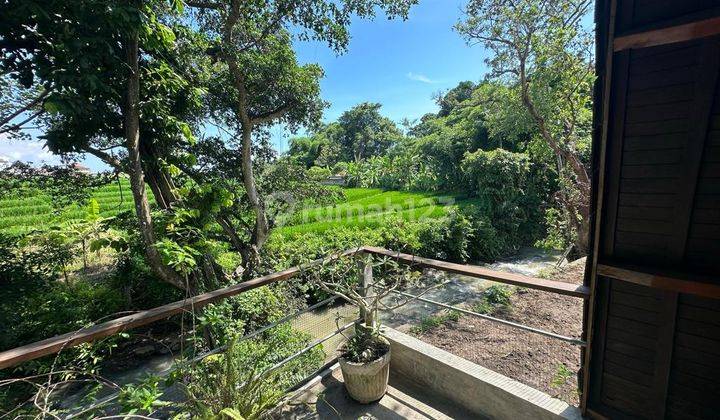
[338,338,391,404]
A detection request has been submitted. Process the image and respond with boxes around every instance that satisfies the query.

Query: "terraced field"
[0,180,150,234]
[0,185,465,236]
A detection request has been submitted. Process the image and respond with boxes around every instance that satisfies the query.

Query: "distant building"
[69,162,92,174]
[322,175,346,186]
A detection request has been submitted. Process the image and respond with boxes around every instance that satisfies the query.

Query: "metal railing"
[390,290,586,346]
[0,246,589,370]
[65,296,358,417]
[0,246,590,415]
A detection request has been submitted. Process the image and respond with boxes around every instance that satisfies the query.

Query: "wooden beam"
[0,248,361,370]
[582,0,620,412]
[602,50,630,257]
[651,291,678,419]
[597,263,720,299]
[614,16,720,51]
[362,246,590,299]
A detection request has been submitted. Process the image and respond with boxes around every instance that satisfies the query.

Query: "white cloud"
[0,138,62,165]
[406,72,439,84]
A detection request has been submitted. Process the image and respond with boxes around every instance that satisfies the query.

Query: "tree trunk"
[140,140,178,209]
[576,214,590,255]
[519,62,590,254]
[239,125,268,275]
[219,1,271,277]
[123,32,186,291]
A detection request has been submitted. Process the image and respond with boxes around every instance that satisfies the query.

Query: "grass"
[276,204,450,235]
[0,179,151,235]
[410,310,461,335]
[472,285,514,315]
[285,189,445,225]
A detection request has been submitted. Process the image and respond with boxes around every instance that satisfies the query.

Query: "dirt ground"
[409,258,587,406]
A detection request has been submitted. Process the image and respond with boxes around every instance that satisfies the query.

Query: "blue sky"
[0,0,489,171]
[273,0,489,152]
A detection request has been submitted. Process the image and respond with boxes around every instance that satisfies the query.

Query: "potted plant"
[309,252,415,403]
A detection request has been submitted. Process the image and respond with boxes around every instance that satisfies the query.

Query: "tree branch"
[250,104,291,126]
[0,109,44,134]
[82,146,124,171]
[184,1,222,10]
[0,89,48,129]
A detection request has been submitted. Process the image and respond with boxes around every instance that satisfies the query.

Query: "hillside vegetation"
[0,0,594,416]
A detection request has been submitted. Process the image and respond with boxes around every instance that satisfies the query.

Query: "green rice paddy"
[0,184,464,236]
[0,180,148,234]
[274,188,462,235]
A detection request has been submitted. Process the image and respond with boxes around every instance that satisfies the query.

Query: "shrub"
[535,207,572,250]
[473,285,514,315]
[1,279,125,352]
[461,149,547,256]
[0,232,128,351]
[183,323,324,418]
[111,250,184,310]
[198,286,286,346]
[306,166,332,182]
[415,210,472,262]
[265,213,477,302]
[485,284,513,306]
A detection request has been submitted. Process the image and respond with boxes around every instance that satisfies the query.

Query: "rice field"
[0,180,149,234]
[274,188,463,235]
[0,184,463,236]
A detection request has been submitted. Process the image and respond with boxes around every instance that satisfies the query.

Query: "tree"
[456,0,594,254]
[288,136,326,168]
[1,0,198,289]
[434,80,476,117]
[187,1,416,272]
[1,0,417,289]
[337,102,402,162]
[287,123,343,168]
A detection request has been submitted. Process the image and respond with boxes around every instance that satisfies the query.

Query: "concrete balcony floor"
[277,365,480,419]
[275,328,581,420]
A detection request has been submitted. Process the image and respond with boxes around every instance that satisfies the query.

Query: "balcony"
[0,247,589,419]
[279,326,582,419]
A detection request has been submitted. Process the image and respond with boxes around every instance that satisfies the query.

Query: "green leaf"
[219,408,246,420]
[43,100,61,114]
[86,198,100,221]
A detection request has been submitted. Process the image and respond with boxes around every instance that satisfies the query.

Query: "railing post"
[358,254,374,328]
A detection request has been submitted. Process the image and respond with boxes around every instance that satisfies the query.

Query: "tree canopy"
[456,0,594,252]
[0,0,418,290]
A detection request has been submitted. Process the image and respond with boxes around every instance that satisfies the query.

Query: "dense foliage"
[0,0,594,416]
[457,0,594,252]
[288,81,567,255]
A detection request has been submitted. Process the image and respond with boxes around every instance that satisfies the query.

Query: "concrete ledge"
[384,327,583,420]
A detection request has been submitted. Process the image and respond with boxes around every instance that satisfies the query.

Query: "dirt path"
[409,258,587,406]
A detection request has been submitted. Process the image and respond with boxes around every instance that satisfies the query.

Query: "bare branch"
[82,146,124,171]
[0,89,48,129]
